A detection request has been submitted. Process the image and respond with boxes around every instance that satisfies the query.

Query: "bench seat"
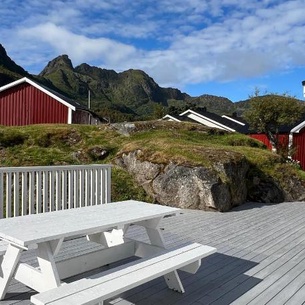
[31,242,216,305]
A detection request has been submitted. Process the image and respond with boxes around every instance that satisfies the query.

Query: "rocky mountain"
[0,43,247,121]
[39,54,191,119]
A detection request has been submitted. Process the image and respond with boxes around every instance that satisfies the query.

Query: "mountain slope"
[39,55,190,118]
[187,94,237,114]
[0,44,241,120]
[0,44,29,86]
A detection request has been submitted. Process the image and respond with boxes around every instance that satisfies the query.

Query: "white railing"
[0,164,112,218]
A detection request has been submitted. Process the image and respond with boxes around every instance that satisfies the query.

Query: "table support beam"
[0,244,23,300]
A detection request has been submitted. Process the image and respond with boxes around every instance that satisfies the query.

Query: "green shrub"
[111,167,152,202]
[0,131,28,147]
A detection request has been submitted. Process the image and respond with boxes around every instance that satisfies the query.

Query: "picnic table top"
[0,200,180,247]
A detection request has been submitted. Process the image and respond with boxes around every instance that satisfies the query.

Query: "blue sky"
[1,0,305,102]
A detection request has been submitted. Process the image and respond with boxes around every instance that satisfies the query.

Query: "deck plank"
[2,201,305,305]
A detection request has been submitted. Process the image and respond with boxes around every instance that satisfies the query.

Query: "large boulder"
[115,150,249,211]
[152,163,232,211]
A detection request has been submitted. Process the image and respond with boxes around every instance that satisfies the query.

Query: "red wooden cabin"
[0,77,101,126]
[249,124,305,170]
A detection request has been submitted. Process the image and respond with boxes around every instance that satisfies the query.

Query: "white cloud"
[1,0,305,91]
[18,23,137,66]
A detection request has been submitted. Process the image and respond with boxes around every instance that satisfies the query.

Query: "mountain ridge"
[0,43,246,121]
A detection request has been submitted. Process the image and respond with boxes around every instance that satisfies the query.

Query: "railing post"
[29,171,35,215]
[21,172,28,216]
[13,173,19,217]
[6,173,12,218]
[106,166,111,203]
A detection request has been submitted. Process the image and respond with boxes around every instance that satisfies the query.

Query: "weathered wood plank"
[2,201,305,305]
[116,202,305,305]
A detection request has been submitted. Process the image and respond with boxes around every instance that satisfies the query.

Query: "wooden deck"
[2,201,305,305]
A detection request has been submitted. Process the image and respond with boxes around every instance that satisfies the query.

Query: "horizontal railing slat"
[0,164,111,173]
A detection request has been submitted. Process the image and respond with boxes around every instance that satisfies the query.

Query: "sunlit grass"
[0,121,303,201]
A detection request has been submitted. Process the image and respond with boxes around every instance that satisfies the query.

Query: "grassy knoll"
[0,121,303,202]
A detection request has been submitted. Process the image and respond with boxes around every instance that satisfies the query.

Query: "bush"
[111,167,152,202]
[0,131,28,147]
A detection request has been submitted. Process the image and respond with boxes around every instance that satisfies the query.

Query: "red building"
[290,121,305,170]
[249,134,289,151]
[221,113,305,170]
[0,77,101,126]
[249,124,305,170]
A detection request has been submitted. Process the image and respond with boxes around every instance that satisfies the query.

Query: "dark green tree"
[151,103,166,119]
[244,93,305,156]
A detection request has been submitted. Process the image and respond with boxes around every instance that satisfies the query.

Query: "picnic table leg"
[143,217,185,293]
[0,244,23,300]
[164,270,185,293]
[36,241,61,290]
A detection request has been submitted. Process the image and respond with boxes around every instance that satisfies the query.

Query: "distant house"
[222,113,305,170]
[0,77,103,126]
[161,114,193,123]
[163,107,249,133]
[248,128,290,151]
[247,81,305,169]
[162,106,305,170]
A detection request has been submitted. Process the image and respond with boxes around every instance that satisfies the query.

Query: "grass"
[117,123,275,169]
[0,121,303,201]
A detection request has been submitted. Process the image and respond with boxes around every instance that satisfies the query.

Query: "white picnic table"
[0,200,179,298]
[0,200,216,304]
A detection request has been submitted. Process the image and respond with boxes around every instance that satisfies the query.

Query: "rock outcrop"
[39,55,74,77]
[115,149,305,212]
[115,150,249,211]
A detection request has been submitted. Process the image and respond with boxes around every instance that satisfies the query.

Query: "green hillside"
[0,122,303,202]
